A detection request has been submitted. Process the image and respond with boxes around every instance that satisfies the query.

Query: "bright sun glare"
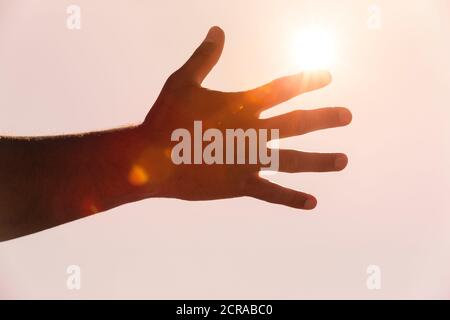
[292,27,337,71]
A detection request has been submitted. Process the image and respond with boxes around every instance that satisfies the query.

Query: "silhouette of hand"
[140,26,352,210]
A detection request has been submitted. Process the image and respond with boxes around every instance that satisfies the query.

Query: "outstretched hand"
[140,26,352,210]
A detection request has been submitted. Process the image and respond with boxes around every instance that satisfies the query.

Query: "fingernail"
[338,108,352,125]
[304,198,317,210]
[204,26,222,44]
[320,70,332,83]
[334,155,348,171]
[306,70,332,83]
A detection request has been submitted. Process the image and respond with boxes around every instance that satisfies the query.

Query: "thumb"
[178,26,225,85]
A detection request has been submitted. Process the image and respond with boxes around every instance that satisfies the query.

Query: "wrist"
[96,124,165,211]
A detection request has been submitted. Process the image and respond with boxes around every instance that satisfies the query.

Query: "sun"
[292,26,337,71]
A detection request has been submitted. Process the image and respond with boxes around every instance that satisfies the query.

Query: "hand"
[140,26,352,210]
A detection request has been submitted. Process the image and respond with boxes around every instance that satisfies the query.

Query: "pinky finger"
[245,177,317,210]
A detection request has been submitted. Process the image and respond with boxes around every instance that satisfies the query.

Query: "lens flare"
[128,164,149,186]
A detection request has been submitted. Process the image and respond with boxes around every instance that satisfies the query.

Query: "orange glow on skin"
[89,204,98,214]
[128,164,149,186]
[164,147,172,159]
[81,198,99,216]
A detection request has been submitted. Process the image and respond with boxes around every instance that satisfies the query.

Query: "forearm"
[0,125,158,241]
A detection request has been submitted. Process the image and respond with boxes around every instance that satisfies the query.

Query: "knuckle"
[165,70,182,86]
[194,42,216,58]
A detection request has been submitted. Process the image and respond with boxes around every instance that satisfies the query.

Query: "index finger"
[242,70,332,112]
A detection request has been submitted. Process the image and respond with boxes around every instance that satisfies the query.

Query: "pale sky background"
[0,0,449,299]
